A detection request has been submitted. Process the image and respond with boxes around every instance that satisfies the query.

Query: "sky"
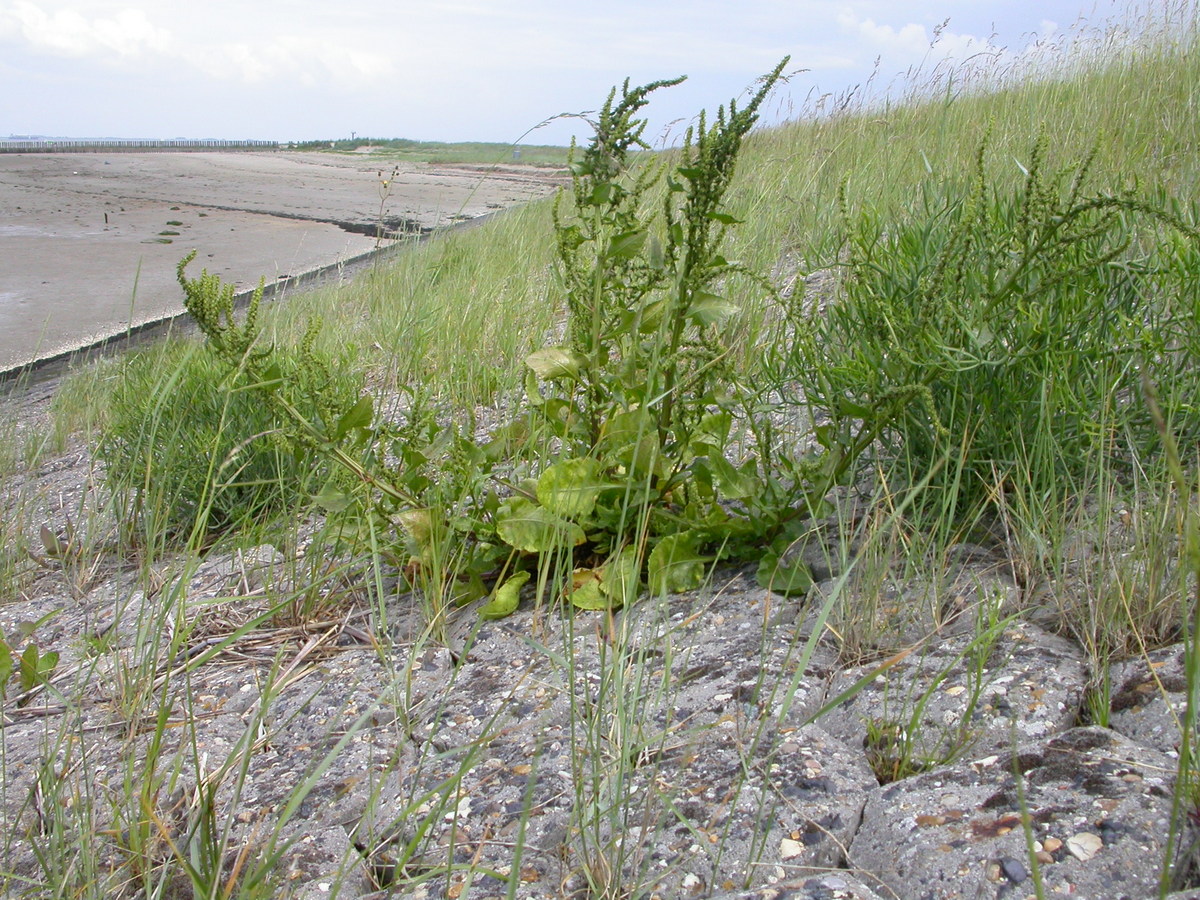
[0,0,1149,146]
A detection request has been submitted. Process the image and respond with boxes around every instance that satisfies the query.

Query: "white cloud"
[185,35,394,86]
[0,1,397,87]
[840,13,931,57]
[844,11,1010,58]
[0,1,170,58]
[0,1,1143,143]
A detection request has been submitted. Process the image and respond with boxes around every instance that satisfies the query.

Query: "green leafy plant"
[788,135,1200,524]
[99,255,377,547]
[97,339,350,546]
[513,67,786,603]
[164,63,912,621]
[0,615,60,706]
[489,59,906,608]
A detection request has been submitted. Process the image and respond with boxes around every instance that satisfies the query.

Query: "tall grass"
[271,201,559,409]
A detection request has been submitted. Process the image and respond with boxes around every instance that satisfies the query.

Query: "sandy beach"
[0,151,563,376]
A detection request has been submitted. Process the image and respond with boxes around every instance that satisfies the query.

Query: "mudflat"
[0,151,562,374]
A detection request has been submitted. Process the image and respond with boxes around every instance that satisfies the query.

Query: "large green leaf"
[707,212,743,225]
[332,395,373,441]
[708,455,759,501]
[648,531,709,595]
[312,479,355,513]
[496,498,587,553]
[568,545,642,610]
[526,347,587,381]
[601,545,641,607]
[480,571,530,619]
[567,569,609,610]
[0,640,13,690]
[606,229,647,261]
[689,292,738,326]
[756,552,813,596]
[603,408,661,478]
[537,457,605,519]
[695,411,732,447]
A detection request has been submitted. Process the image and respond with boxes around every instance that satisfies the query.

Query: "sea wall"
[0,139,278,153]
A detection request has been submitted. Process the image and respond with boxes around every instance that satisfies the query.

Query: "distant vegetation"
[289,137,572,167]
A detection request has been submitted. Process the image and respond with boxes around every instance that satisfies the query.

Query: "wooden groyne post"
[0,139,280,154]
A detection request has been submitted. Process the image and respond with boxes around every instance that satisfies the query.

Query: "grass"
[3,1,1200,896]
[288,138,573,168]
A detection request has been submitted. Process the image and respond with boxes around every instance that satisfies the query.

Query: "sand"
[0,151,563,376]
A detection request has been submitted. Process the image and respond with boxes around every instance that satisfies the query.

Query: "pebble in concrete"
[1109,642,1188,755]
[849,726,1177,900]
[810,620,1087,773]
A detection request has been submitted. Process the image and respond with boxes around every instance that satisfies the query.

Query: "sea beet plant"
[161,61,908,617]
[459,58,903,608]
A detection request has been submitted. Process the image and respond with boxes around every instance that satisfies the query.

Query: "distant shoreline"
[0,151,563,383]
[0,212,499,391]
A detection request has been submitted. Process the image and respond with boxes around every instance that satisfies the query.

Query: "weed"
[788,133,1200,525]
[97,330,359,547]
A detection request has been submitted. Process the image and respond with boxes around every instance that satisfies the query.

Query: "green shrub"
[98,340,360,544]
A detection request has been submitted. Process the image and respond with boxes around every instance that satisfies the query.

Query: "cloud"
[837,11,998,65]
[186,36,395,86]
[0,1,395,87]
[0,1,170,59]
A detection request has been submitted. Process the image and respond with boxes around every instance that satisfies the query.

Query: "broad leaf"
[482,420,529,463]
[708,455,758,500]
[333,395,373,441]
[496,499,587,553]
[567,568,609,610]
[756,553,813,596]
[603,408,661,478]
[707,212,743,225]
[607,230,647,261]
[451,574,488,607]
[648,531,709,595]
[258,362,284,393]
[601,545,641,607]
[689,292,738,326]
[0,641,12,689]
[537,457,605,519]
[696,411,732,446]
[526,347,587,381]
[313,479,355,513]
[480,570,531,619]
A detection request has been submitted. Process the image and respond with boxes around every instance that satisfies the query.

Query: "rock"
[1109,642,1187,754]
[706,871,890,899]
[619,574,839,732]
[849,726,1177,900]
[629,723,878,898]
[808,619,1086,776]
[5,427,1197,897]
[279,827,368,898]
[376,575,871,900]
